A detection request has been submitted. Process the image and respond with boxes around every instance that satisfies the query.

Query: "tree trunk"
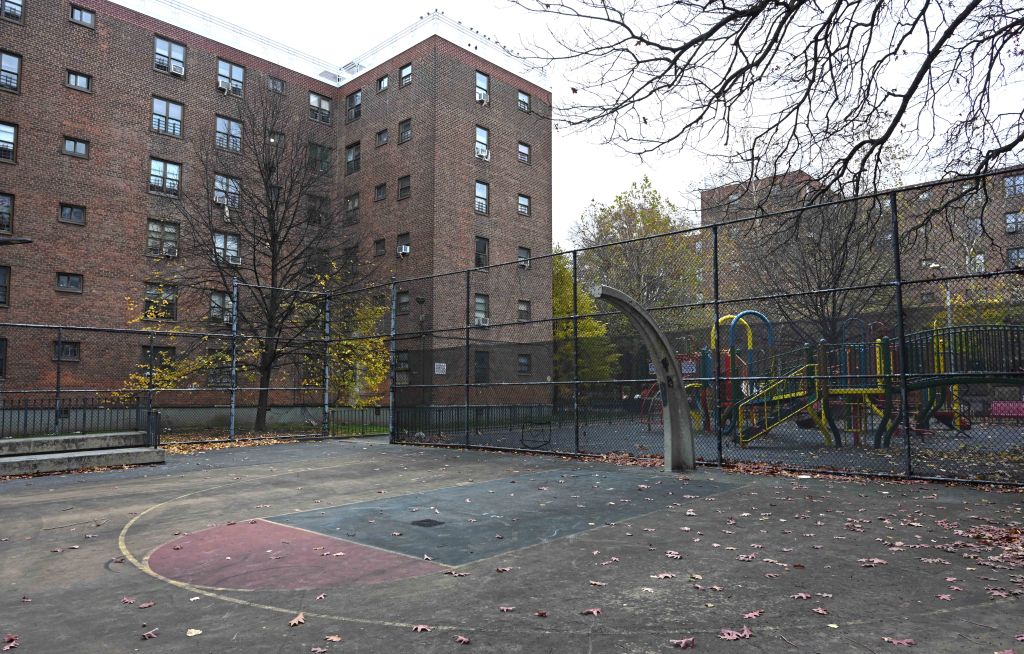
[254,360,274,432]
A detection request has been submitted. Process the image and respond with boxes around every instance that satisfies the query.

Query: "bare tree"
[168,82,375,430]
[513,0,1024,194]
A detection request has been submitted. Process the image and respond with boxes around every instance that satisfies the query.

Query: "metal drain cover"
[411,518,445,528]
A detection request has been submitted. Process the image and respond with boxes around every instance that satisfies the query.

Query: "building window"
[154,37,186,75]
[517,299,531,321]
[0,122,14,162]
[967,216,983,236]
[151,97,182,137]
[517,246,532,267]
[475,126,489,159]
[215,116,242,152]
[397,233,410,256]
[517,90,531,112]
[517,142,531,164]
[308,143,331,172]
[474,294,490,320]
[0,337,6,377]
[53,341,81,362]
[213,174,241,209]
[1,0,22,22]
[475,181,489,213]
[1010,248,1024,268]
[374,183,387,202]
[206,348,232,386]
[518,194,531,216]
[397,175,411,200]
[213,232,239,262]
[146,219,178,256]
[473,350,490,383]
[1,51,20,92]
[56,272,83,293]
[344,193,360,225]
[144,284,177,320]
[209,291,233,322]
[399,63,412,86]
[217,59,245,96]
[1007,212,1023,233]
[377,75,389,92]
[0,265,8,305]
[149,158,180,195]
[70,5,95,27]
[474,236,489,268]
[517,353,532,374]
[396,290,410,314]
[376,129,389,147]
[306,195,327,224]
[398,119,412,144]
[394,350,411,373]
[66,70,91,91]
[62,137,88,158]
[374,238,386,256]
[0,193,12,233]
[59,203,86,225]
[345,142,360,174]
[341,90,359,122]
[141,345,176,372]
[309,91,332,123]
[968,253,986,273]
[475,71,490,103]
[1005,175,1024,198]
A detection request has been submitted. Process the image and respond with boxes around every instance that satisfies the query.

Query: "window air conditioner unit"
[476,89,490,105]
[217,79,231,93]
[222,203,232,221]
[474,144,490,161]
[474,316,490,327]
[397,244,411,256]
[162,244,178,257]
[226,254,242,266]
[518,258,531,269]
[223,312,233,323]
[170,62,185,76]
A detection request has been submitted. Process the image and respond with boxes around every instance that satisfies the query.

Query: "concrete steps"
[0,431,165,476]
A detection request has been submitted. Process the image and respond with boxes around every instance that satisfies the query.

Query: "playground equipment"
[643,313,1024,449]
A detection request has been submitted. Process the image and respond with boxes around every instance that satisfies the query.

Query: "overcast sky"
[125,0,707,248]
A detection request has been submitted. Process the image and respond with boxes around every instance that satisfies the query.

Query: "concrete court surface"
[0,438,1021,653]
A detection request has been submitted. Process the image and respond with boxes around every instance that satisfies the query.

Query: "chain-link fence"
[392,170,1024,485]
[2,171,1022,482]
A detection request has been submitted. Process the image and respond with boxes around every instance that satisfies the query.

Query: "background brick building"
[0,0,553,398]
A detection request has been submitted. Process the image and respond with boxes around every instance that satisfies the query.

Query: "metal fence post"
[229,276,239,441]
[146,331,155,423]
[572,250,581,454]
[54,326,63,436]
[712,224,724,465]
[389,278,398,441]
[887,192,914,478]
[464,270,471,445]
[321,294,331,439]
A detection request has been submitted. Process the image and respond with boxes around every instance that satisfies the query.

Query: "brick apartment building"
[0,0,553,400]
[699,168,1024,341]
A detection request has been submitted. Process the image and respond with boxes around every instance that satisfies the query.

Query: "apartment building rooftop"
[109,0,550,89]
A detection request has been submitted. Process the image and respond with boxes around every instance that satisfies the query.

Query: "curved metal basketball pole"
[593,285,696,471]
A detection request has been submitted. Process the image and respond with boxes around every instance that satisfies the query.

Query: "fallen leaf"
[391,532,402,537]
[495,567,512,573]
[455,635,471,644]
[324,635,342,642]
[581,608,602,616]
[141,628,159,640]
[445,570,469,577]
[670,637,696,648]
[120,596,135,605]
[186,629,202,637]
[138,601,156,609]
[589,580,607,587]
[2,635,19,651]
[791,593,811,600]
[311,648,328,654]
[534,610,548,617]
[882,637,916,646]
[936,594,952,601]
[499,606,515,613]
[812,607,829,615]
[289,612,305,627]
[412,625,432,632]
[743,609,763,619]
[651,573,676,579]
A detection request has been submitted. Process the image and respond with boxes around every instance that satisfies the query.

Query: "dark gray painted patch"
[267,469,736,566]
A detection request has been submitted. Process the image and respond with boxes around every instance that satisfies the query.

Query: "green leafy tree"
[552,253,619,385]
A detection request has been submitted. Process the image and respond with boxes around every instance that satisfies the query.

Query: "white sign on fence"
[434,362,447,375]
